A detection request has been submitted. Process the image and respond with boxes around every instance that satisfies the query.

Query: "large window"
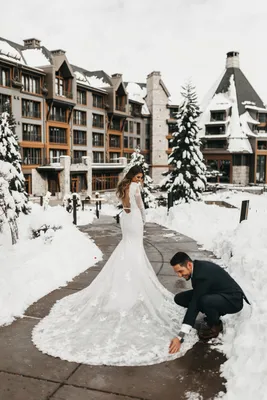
[92,113,104,128]
[73,130,87,145]
[145,138,150,150]
[210,111,226,122]
[49,127,67,144]
[73,110,86,125]
[55,75,72,99]
[124,136,128,148]
[49,149,67,163]
[22,99,41,118]
[145,123,150,135]
[256,155,266,183]
[93,151,104,163]
[109,135,120,148]
[77,89,87,105]
[110,117,121,131]
[0,94,11,113]
[204,140,227,149]
[129,121,134,133]
[93,133,104,147]
[124,121,128,132]
[22,148,42,165]
[129,137,134,149]
[22,124,41,142]
[0,66,10,87]
[93,94,104,108]
[22,74,40,94]
[73,150,87,163]
[205,125,226,135]
[50,106,67,122]
[136,122,141,135]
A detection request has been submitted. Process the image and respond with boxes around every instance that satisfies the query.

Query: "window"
[168,138,174,148]
[129,121,134,133]
[124,121,128,132]
[93,94,104,108]
[168,124,177,134]
[169,108,178,119]
[115,95,125,112]
[204,140,227,149]
[110,117,121,131]
[73,110,86,125]
[22,99,41,118]
[55,77,64,96]
[131,104,142,117]
[0,94,11,113]
[145,123,150,136]
[257,140,267,150]
[258,113,267,123]
[92,132,104,147]
[22,148,42,165]
[124,136,128,148]
[92,113,104,128]
[145,138,150,150]
[256,155,266,183]
[22,124,41,142]
[0,66,10,87]
[24,174,32,194]
[93,151,104,163]
[210,111,226,122]
[205,125,226,135]
[77,89,87,105]
[109,135,120,148]
[136,122,141,135]
[129,137,134,149]
[73,130,87,145]
[49,149,67,163]
[55,75,72,99]
[49,127,67,144]
[73,150,87,163]
[123,153,131,161]
[110,152,120,161]
[233,154,249,166]
[50,106,67,122]
[136,138,140,147]
[22,74,40,94]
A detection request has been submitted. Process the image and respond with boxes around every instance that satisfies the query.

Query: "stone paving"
[0,215,226,400]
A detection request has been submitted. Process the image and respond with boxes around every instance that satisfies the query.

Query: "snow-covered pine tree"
[163,83,207,203]
[0,112,30,216]
[124,148,156,208]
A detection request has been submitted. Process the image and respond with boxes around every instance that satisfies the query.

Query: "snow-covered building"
[0,37,172,196]
[199,51,267,185]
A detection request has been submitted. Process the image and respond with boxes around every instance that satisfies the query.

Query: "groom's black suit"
[174,260,249,327]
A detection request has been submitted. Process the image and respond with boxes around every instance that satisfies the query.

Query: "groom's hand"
[169,337,181,354]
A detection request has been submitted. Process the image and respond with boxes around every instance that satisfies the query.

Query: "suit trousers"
[174,290,243,326]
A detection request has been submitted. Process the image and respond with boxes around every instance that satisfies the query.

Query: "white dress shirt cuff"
[180,324,192,334]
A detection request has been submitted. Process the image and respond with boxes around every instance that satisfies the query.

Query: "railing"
[116,105,126,112]
[93,140,104,147]
[93,158,105,163]
[72,157,84,164]
[22,133,42,142]
[49,114,67,123]
[109,142,120,148]
[22,111,41,118]
[49,135,67,144]
[42,157,61,165]
[93,100,104,108]
[92,122,104,129]
[92,175,120,191]
[22,157,42,165]
[74,138,87,145]
[73,118,87,126]
[55,90,73,99]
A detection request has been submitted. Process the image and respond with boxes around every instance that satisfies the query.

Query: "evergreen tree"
[124,148,156,208]
[162,83,206,203]
[0,112,30,216]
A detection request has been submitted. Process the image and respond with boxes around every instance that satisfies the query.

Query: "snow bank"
[0,204,102,326]
[148,192,267,399]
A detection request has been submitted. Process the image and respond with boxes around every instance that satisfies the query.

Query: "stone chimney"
[23,38,41,49]
[147,71,161,79]
[226,51,240,69]
[51,49,66,56]
[111,73,122,78]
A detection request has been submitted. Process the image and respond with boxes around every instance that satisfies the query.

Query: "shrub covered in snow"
[162,83,206,203]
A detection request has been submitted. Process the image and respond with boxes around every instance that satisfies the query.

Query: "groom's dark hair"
[170,252,192,267]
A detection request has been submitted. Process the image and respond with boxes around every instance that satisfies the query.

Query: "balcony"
[55,90,73,99]
[49,114,67,123]
[22,111,41,119]
[22,133,42,142]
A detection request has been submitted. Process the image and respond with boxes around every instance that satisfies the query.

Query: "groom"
[168,252,249,354]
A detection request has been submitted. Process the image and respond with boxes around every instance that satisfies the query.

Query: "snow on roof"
[244,104,267,113]
[74,71,110,90]
[126,82,150,115]
[0,39,24,63]
[22,48,50,67]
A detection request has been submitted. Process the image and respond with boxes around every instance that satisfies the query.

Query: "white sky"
[2,0,267,104]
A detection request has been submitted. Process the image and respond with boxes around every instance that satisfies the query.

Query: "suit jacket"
[183,260,248,327]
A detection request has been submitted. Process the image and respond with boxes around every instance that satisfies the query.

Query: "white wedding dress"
[32,182,197,365]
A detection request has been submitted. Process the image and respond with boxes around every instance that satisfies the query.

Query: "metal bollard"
[96,201,99,219]
[40,196,43,207]
[167,191,173,213]
[239,200,249,223]
[73,194,77,225]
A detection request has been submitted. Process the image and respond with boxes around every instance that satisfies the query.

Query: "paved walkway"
[0,216,226,400]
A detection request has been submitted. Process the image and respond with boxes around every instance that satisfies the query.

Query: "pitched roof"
[215,67,265,115]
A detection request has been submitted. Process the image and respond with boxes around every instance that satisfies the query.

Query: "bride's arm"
[133,183,146,223]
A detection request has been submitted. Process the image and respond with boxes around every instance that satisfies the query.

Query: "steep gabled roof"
[215,67,265,115]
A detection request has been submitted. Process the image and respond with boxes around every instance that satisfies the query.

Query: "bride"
[32,165,197,366]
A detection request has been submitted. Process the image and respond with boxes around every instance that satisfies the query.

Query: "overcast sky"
[3,0,267,104]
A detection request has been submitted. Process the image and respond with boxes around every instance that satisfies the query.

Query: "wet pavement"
[0,215,226,400]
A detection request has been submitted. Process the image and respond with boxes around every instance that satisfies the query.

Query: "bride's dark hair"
[116,165,144,200]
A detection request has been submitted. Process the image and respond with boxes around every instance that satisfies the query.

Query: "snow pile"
[148,191,267,399]
[22,48,50,67]
[0,39,23,62]
[74,71,109,89]
[0,204,102,326]
[126,82,150,115]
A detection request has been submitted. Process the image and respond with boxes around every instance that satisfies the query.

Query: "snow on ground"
[148,190,267,400]
[0,203,102,326]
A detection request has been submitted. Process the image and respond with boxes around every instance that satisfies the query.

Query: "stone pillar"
[32,169,47,195]
[59,155,71,198]
[82,155,92,196]
[232,166,249,185]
